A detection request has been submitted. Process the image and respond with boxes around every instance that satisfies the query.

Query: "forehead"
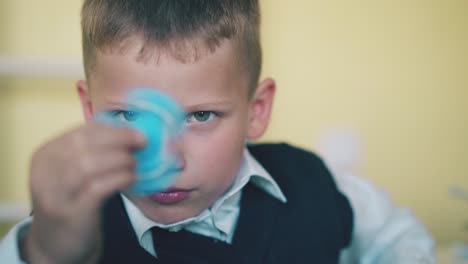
[89,38,249,104]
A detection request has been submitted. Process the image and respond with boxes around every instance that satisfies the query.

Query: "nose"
[166,136,185,169]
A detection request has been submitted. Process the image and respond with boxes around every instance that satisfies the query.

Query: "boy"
[0,1,434,263]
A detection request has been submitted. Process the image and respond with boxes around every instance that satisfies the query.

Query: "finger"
[83,124,146,150]
[62,151,137,198]
[78,170,136,209]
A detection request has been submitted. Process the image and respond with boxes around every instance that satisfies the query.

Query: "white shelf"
[0,57,83,78]
[0,202,30,222]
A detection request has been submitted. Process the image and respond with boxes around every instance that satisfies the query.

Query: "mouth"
[149,188,193,205]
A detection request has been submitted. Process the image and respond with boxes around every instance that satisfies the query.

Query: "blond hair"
[81,0,262,95]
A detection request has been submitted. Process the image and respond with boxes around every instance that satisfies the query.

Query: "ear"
[247,78,276,140]
[76,80,94,123]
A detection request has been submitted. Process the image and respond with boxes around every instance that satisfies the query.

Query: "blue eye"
[112,110,140,122]
[187,111,217,123]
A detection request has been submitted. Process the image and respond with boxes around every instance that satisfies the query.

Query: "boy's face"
[77,38,275,224]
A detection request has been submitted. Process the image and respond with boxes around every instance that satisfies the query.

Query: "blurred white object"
[316,128,362,177]
[0,57,83,77]
[315,128,436,264]
[451,186,468,201]
[449,186,468,264]
[0,203,30,222]
[452,243,468,264]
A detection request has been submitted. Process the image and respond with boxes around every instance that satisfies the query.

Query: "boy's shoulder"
[247,142,337,191]
[244,142,354,256]
[248,141,321,157]
[247,142,327,171]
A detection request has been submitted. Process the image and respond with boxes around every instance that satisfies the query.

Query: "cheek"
[183,116,247,188]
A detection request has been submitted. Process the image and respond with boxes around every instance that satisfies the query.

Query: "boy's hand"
[22,124,145,264]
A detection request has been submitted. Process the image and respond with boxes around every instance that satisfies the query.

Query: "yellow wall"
[0,0,83,202]
[0,0,467,245]
[260,0,468,244]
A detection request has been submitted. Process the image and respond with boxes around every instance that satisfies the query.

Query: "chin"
[136,196,205,224]
[145,204,203,224]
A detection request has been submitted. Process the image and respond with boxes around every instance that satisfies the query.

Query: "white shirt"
[0,148,435,263]
[121,148,286,257]
[336,173,436,264]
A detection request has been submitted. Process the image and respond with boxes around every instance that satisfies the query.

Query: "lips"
[149,188,192,204]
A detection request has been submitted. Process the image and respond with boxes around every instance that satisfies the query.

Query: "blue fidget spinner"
[95,88,186,194]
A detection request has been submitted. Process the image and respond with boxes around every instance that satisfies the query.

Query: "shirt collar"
[243,148,287,203]
[122,147,287,244]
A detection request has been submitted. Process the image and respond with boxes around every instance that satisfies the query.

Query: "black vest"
[99,143,353,263]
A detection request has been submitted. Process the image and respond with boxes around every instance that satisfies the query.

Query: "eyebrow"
[103,100,232,111]
[103,101,126,110]
[184,101,233,111]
